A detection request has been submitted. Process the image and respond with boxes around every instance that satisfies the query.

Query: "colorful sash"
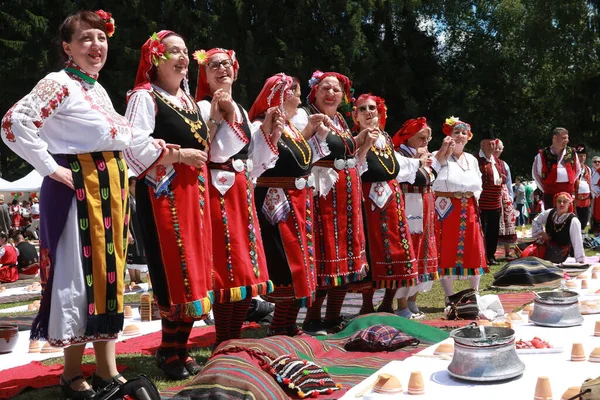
[32,151,128,340]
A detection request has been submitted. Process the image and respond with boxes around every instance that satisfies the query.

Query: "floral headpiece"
[129,30,187,102]
[442,116,472,140]
[194,48,240,101]
[192,50,209,65]
[95,10,115,37]
[248,73,294,121]
[307,70,355,116]
[351,93,387,131]
[148,32,171,66]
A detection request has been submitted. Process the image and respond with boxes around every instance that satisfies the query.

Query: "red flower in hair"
[95,10,116,37]
[95,9,111,20]
[148,33,170,66]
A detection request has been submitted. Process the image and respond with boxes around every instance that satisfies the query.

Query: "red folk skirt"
[409,190,439,283]
[258,186,317,307]
[145,164,213,320]
[436,196,488,276]
[313,166,368,287]
[363,180,417,289]
[209,168,272,303]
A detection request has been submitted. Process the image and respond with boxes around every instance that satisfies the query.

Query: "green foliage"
[1,0,599,179]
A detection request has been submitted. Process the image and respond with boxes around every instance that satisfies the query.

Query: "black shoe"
[301,319,327,336]
[91,372,124,392]
[267,325,304,337]
[59,375,96,400]
[323,316,350,334]
[180,353,203,375]
[246,299,275,323]
[156,349,190,380]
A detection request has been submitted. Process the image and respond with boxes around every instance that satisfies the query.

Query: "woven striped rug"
[166,314,447,399]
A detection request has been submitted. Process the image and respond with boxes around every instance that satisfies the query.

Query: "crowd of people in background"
[1,8,600,400]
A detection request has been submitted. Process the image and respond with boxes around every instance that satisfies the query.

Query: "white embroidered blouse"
[1,70,132,176]
[432,151,482,200]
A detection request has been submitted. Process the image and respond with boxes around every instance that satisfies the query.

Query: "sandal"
[59,374,95,400]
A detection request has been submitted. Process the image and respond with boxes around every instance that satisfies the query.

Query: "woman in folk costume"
[349,96,428,317]
[591,157,600,234]
[125,31,218,379]
[519,192,585,263]
[0,232,18,283]
[1,11,131,398]
[291,71,368,335]
[194,48,274,347]
[432,117,488,301]
[494,140,518,259]
[10,199,22,230]
[248,73,331,336]
[392,117,444,318]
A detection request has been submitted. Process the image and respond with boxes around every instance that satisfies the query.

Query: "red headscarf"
[193,48,239,101]
[129,30,174,99]
[307,70,353,108]
[553,192,574,213]
[392,117,429,149]
[351,93,387,131]
[442,116,473,140]
[248,73,294,121]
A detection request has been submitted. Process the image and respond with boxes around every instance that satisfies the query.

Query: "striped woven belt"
[400,184,432,194]
[255,175,314,190]
[434,191,474,198]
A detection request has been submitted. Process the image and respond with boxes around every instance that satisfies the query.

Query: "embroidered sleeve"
[394,151,420,184]
[290,108,309,131]
[123,90,163,177]
[569,217,584,261]
[1,78,69,176]
[249,119,279,179]
[532,209,550,239]
[308,135,330,162]
[198,100,248,162]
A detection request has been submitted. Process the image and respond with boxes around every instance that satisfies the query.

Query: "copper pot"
[0,324,19,354]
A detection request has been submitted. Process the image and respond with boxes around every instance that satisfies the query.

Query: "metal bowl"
[529,290,583,327]
[448,323,525,382]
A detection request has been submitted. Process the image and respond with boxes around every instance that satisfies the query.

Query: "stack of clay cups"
[140,293,152,322]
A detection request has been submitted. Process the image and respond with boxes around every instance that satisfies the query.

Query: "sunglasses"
[358,105,377,112]
[207,59,233,70]
[594,160,600,164]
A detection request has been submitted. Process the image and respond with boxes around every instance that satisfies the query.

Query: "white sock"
[469,275,481,292]
[407,301,420,314]
[441,278,454,296]
[396,308,413,318]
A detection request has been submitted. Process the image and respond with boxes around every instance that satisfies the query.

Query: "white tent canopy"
[0,170,43,192]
